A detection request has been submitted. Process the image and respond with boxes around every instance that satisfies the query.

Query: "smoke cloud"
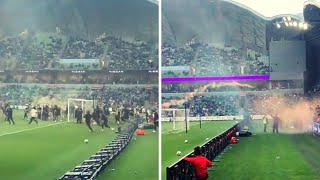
[250,94,317,132]
[162,81,253,108]
[163,82,319,132]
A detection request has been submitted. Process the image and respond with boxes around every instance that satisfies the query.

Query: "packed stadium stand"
[0,0,158,71]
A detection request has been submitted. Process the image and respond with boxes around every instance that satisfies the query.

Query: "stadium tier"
[0,34,157,71]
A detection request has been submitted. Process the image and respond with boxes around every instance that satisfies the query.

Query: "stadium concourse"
[0,0,159,179]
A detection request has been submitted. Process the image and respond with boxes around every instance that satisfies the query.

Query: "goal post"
[67,98,94,122]
[162,109,190,131]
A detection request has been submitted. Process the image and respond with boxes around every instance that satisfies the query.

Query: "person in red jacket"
[184,146,213,180]
[231,136,237,144]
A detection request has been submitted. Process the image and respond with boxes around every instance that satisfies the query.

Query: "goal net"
[162,109,190,132]
[67,98,94,122]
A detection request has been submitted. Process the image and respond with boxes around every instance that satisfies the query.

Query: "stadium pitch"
[97,129,158,180]
[210,120,320,180]
[161,120,237,178]
[0,110,144,180]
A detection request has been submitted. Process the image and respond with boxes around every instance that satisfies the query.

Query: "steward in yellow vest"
[263,115,268,132]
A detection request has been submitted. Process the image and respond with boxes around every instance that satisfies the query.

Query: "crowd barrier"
[166,124,238,180]
[58,118,141,180]
[313,122,320,135]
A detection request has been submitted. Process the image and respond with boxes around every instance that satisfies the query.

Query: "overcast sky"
[232,0,308,17]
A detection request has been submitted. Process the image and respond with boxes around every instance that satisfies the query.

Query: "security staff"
[263,115,268,132]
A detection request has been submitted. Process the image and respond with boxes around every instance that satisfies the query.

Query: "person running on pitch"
[115,108,121,124]
[92,106,101,126]
[6,105,15,125]
[24,105,29,120]
[184,146,213,180]
[100,111,110,131]
[75,107,83,124]
[29,107,38,124]
[84,110,93,132]
[153,110,159,132]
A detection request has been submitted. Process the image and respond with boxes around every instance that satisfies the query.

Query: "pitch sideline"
[0,121,68,137]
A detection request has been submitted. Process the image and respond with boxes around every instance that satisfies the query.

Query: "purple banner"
[162,75,270,82]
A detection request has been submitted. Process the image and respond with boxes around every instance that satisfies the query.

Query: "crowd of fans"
[0,84,158,122]
[0,33,157,70]
[62,37,104,59]
[0,84,158,108]
[162,41,269,76]
[162,83,265,94]
[106,36,157,70]
[162,93,317,118]
[162,95,240,116]
[0,35,64,70]
[162,42,197,67]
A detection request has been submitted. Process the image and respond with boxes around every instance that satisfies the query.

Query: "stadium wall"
[269,41,306,80]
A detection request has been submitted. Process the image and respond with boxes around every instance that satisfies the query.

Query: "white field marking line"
[161,121,209,134]
[0,121,68,137]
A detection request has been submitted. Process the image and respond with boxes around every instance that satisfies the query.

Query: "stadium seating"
[162,42,269,77]
[162,93,304,117]
[0,33,157,71]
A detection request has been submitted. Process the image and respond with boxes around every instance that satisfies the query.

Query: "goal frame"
[67,98,94,122]
[162,108,190,131]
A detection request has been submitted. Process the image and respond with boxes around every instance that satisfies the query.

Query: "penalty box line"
[0,122,68,137]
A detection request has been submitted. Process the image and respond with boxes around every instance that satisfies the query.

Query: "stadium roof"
[222,0,304,21]
[146,0,158,5]
[304,0,320,22]
[303,0,320,45]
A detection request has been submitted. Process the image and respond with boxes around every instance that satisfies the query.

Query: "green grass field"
[161,121,237,179]
[211,121,320,180]
[162,120,320,180]
[0,110,158,180]
[97,129,158,180]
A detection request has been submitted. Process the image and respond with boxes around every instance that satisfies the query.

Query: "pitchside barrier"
[313,122,320,135]
[166,123,239,180]
[59,117,142,180]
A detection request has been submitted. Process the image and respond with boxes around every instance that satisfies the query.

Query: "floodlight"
[299,22,304,28]
[303,24,308,30]
[285,22,289,26]
[289,22,293,26]
[293,21,297,27]
[287,17,291,21]
[276,23,281,28]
